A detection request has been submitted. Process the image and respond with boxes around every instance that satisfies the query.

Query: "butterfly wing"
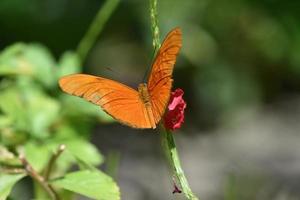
[59,74,154,128]
[147,27,182,123]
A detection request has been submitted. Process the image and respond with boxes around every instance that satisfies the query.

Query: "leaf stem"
[19,154,60,200]
[76,0,120,62]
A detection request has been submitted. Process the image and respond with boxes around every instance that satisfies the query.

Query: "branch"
[19,154,59,200]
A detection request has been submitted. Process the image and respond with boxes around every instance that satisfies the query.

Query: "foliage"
[52,170,120,200]
[2,0,300,199]
[0,174,26,200]
[0,42,119,199]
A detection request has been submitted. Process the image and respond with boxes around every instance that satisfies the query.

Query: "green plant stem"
[0,166,26,174]
[150,0,199,199]
[159,125,199,200]
[149,0,161,52]
[105,150,120,179]
[44,144,66,181]
[77,0,120,62]
[19,154,59,200]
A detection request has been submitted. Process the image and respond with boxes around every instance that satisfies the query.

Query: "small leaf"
[75,157,98,171]
[50,139,104,174]
[0,145,21,166]
[0,87,29,131]
[0,43,28,75]
[25,89,60,138]
[63,140,104,166]
[0,173,26,200]
[52,170,120,200]
[0,85,60,138]
[21,43,57,87]
[0,43,57,87]
[24,142,51,172]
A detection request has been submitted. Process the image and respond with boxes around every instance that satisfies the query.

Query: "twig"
[0,166,26,174]
[19,154,59,200]
[44,144,66,181]
[76,0,120,62]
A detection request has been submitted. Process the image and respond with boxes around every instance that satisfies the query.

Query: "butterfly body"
[59,28,182,129]
[138,83,150,104]
[137,83,157,128]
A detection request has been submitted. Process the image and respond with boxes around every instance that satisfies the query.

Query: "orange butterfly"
[59,27,182,129]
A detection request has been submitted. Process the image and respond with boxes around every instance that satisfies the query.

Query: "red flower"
[164,88,186,131]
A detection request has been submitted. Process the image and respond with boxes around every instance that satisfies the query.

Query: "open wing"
[147,28,182,123]
[59,74,154,128]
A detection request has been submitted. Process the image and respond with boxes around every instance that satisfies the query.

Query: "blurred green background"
[1,0,300,199]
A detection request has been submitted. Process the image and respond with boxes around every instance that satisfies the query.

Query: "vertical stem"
[105,150,120,179]
[160,125,199,200]
[149,0,161,52]
[77,0,120,62]
[149,0,199,199]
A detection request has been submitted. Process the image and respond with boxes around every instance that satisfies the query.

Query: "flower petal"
[164,88,186,131]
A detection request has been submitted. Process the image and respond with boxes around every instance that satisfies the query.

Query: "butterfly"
[59,27,182,129]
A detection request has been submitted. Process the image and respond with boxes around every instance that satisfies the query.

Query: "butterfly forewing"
[59,74,153,128]
[147,28,182,123]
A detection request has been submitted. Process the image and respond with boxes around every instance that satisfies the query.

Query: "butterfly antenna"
[104,67,122,79]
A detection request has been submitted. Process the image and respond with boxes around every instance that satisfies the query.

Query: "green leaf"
[0,85,60,138]
[20,43,57,87]
[75,157,99,171]
[0,115,13,128]
[49,139,103,174]
[64,140,103,166]
[24,89,60,138]
[57,51,81,78]
[53,123,79,139]
[52,170,120,200]
[0,87,29,132]
[24,139,104,176]
[0,43,56,88]
[0,173,26,200]
[24,142,52,172]
[0,43,29,75]
[0,145,21,166]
